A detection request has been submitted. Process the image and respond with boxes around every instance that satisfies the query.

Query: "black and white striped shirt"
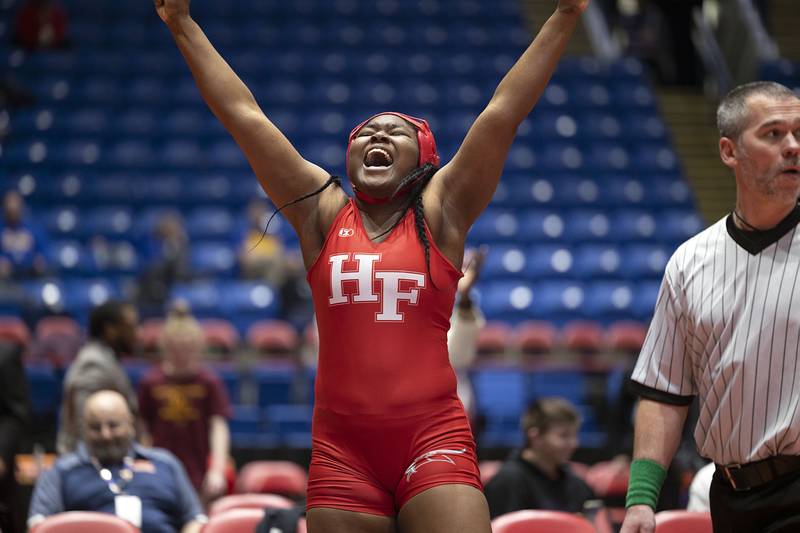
[631,205,800,465]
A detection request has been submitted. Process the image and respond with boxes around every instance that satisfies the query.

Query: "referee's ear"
[719,137,738,170]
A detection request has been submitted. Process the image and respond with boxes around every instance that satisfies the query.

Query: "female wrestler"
[155,1,589,530]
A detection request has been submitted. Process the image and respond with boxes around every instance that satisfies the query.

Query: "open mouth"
[364,147,393,168]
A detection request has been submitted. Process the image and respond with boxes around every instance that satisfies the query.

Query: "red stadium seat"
[586,459,629,497]
[562,320,603,354]
[137,318,164,353]
[0,316,30,348]
[476,321,513,356]
[478,460,503,485]
[491,510,596,533]
[30,316,83,367]
[246,319,299,355]
[655,510,713,533]
[202,508,265,533]
[209,493,294,517]
[236,460,308,498]
[35,316,81,339]
[30,512,138,533]
[200,318,241,353]
[605,320,648,354]
[514,320,557,355]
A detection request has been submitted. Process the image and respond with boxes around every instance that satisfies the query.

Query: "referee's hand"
[620,505,655,533]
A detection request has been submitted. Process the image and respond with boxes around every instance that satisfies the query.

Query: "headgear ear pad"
[345,112,440,176]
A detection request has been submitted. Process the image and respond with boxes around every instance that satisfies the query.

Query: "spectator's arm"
[203,415,230,497]
[447,306,484,370]
[28,467,64,527]
[180,519,204,533]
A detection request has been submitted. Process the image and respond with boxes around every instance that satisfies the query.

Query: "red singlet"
[305,198,481,515]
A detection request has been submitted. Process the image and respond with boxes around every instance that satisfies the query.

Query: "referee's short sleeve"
[631,254,697,399]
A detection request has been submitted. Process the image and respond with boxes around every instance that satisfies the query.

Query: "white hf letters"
[328,253,425,322]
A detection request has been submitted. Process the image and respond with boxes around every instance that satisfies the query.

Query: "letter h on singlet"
[328,253,426,322]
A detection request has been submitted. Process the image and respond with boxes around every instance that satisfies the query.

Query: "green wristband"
[626,458,667,510]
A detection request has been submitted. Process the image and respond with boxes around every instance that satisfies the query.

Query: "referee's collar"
[726,202,800,255]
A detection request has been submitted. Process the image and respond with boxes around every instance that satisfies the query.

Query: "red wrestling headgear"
[346,112,440,204]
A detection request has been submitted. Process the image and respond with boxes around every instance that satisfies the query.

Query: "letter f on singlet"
[328,253,380,304]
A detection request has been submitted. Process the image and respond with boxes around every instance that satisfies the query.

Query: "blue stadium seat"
[61,279,120,316]
[518,209,566,242]
[170,282,222,318]
[477,279,535,323]
[523,245,575,279]
[48,240,96,276]
[117,108,159,136]
[468,209,522,244]
[26,364,62,417]
[159,139,205,169]
[579,112,622,141]
[76,207,134,239]
[190,241,237,277]
[582,280,636,322]
[254,364,297,407]
[654,209,705,244]
[572,244,623,280]
[621,243,672,280]
[528,280,585,323]
[218,281,281,333]
[41,205,80,239]
[481,245,528,280]
[562,209,612,242]
[229,405,262,437]
[610,209,659,242]
[265,404,313,447]
[633,280,662,320]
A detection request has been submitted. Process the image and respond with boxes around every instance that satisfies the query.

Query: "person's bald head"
[82,390,135,465]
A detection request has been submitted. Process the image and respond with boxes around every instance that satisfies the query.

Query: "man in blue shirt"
[0,190,48,280]
[28,390,206,533]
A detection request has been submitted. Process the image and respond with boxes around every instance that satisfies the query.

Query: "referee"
[621,81,800,533]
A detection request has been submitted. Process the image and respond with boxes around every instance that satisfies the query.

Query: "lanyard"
[91,456,135,495]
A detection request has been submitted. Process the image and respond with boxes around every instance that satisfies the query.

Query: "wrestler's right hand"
[619,505,656,533]
[154,0,190,26]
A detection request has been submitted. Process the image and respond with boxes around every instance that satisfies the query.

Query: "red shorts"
[307,400,482,516]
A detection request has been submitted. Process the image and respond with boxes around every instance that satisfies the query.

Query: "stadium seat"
[478,460,503,485]
[201,508,265,533]
[605,321,648,354]
[246,320,299,355]
[476,321,513,356]
[200,318,241,354]
[513,320,557,355]
[585,460,629,498]
[0,316,31,347]
[491,510,596,533]
[654,510,713,533]
[30,511,138,533]
[562,321,603,354]
[209,493,294,517]
[235,460,308,498]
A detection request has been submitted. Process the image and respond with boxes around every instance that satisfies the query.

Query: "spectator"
[0,342,31,533]
[28,390,205,533]
[57,301,139,455]
[484,398,595,518]
[13,0,70,49]
[0,190,49,280]
[137,307,231,502]
[137,211,189,319]
[686,462,715,512]
[237,198,288,286]
[448,246,487,422]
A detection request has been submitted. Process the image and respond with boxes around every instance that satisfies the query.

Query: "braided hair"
[256,163,440,286]
[370,162,439,287]
[251,175,341,251]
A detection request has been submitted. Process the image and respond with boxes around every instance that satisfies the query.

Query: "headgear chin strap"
[346,112,440,204]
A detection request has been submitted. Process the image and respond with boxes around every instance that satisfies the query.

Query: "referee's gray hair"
[717,81,798,139]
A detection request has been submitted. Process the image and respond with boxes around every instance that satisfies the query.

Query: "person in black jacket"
[0,341,31,533]
[484,397,595,518]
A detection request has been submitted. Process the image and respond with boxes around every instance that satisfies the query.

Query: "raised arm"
[431,0,588,235]
[155,0,334,232]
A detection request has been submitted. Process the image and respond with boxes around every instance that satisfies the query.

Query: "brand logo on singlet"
[404,448,467,481]
[328,253,425,322]
[338,228,354,237]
